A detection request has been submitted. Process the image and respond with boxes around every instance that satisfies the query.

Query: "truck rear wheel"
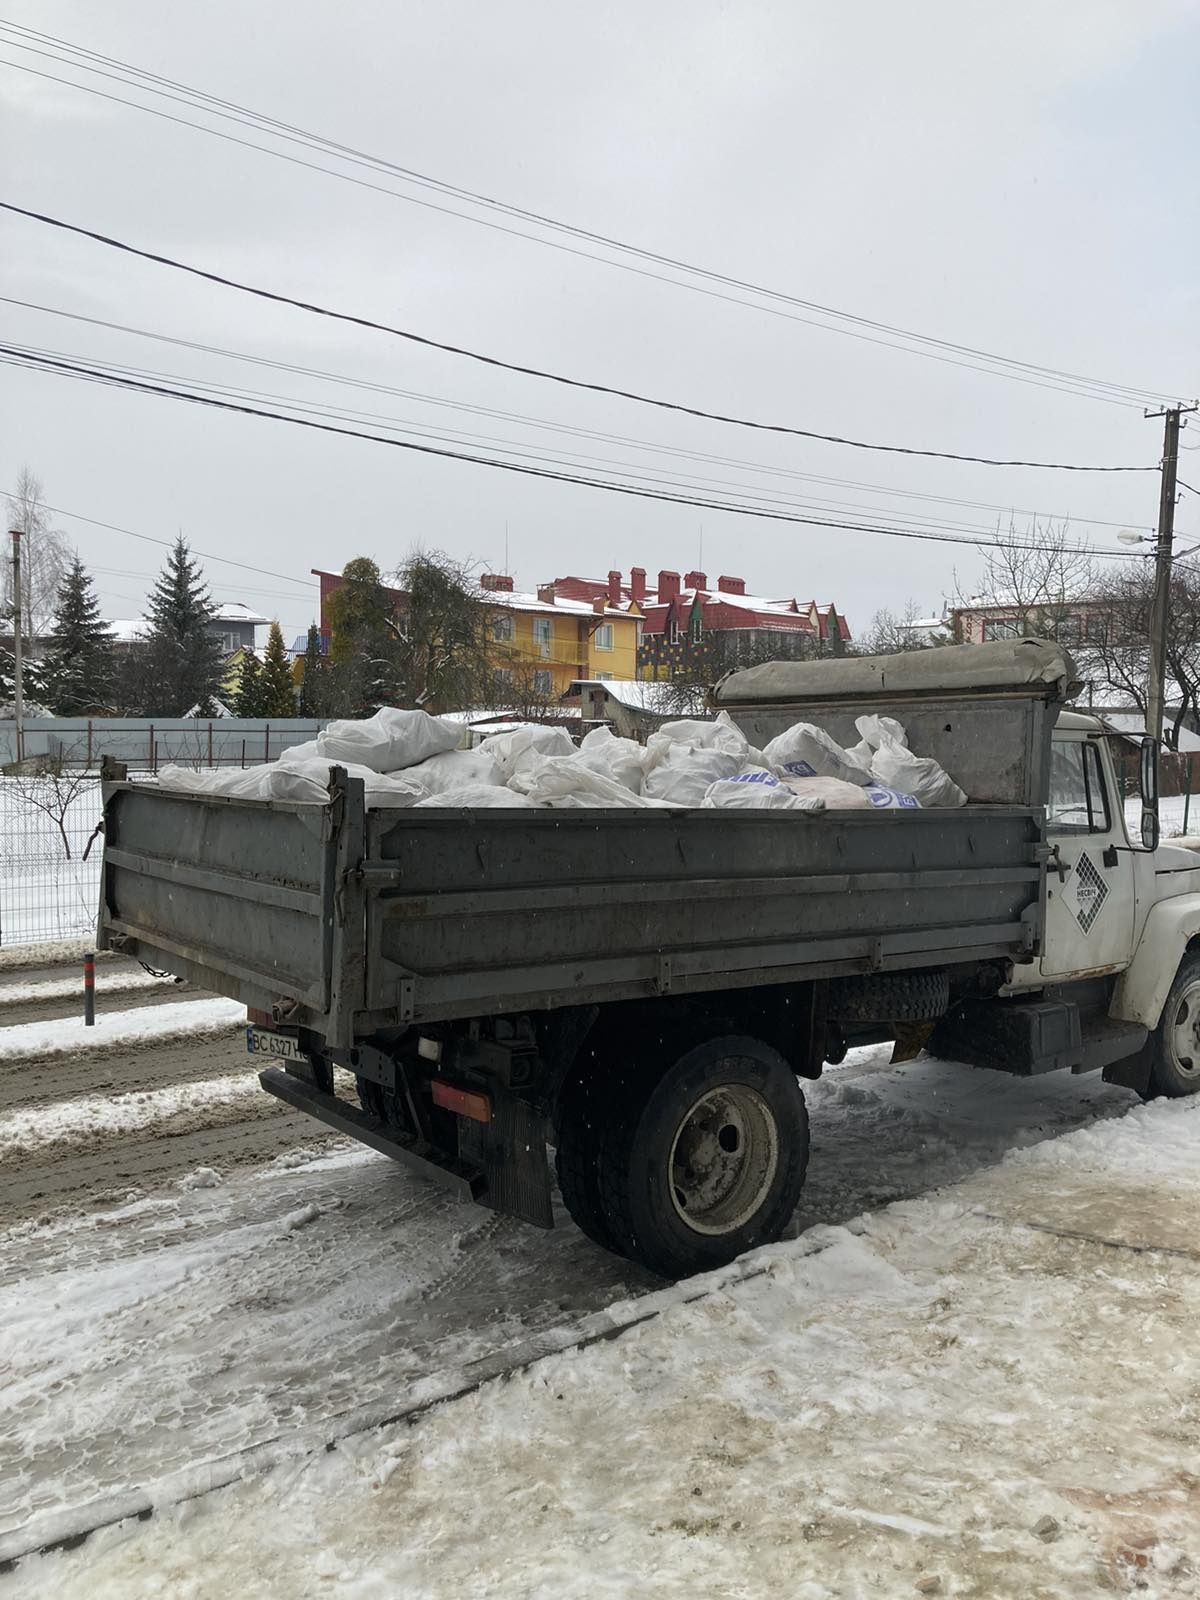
[1150,955,1200,1098]
[553,1064,619,1252]
[593,1035,809,1279]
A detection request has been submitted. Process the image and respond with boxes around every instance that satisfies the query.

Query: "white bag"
[703,768,825,811]
[276,753,429,808]
[415,783,536,808]
[574,726,646,793]
[157,763,331,804]
[869,731,966,807]
[317,707,461,773]
[862,783,922,810]
[515,755,675,808]
[782,774,876,810]
[853,713,910,752]
[764,722,871,786]
[644,710,758,771]
[481,724,576,780]
[642,746,743,805]
[406,748,504,792]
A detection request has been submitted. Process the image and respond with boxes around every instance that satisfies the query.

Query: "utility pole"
[9,528,23,763]
[1144,405,1198,751]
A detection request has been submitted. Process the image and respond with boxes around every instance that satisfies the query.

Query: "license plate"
[246,1026,307,1062]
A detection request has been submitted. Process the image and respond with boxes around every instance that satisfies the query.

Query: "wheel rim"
[1168,981,1200,1078]
[667,1082,779,1236]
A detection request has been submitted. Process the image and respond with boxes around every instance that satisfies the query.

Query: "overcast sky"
[2,0,1198,649]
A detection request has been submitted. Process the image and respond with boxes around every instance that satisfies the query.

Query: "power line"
[3,343,1147,560]
[0,20,1189,409]
[0,479,319,591]
[0,201,1161,474]
[2,296,1155,533]
[5,333,1142,547]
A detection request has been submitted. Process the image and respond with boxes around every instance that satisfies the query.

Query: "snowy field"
[2,957,1198,1596]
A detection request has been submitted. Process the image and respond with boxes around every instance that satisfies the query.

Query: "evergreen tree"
[260,620,296,717]
[297,623,325,716]
[42,556,116,714]
[234,649,265,717]
[141,536,224,715]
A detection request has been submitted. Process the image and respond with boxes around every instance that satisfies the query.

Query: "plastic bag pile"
[156,706,966,813]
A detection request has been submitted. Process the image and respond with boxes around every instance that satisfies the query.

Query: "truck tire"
[593,1035,809,1279]
[828,970,949,1023]
[1149,955,1200,1098]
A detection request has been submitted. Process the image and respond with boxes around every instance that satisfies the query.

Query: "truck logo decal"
[1064,849,1108,934]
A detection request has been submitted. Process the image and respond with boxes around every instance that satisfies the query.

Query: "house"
[552,569,851,678]
[311,568,640,705]
[568,677,678,739]
[104,604,268,655]
[950,601,1098,647]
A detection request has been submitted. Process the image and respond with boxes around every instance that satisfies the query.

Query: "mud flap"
[458,1088,554,1230]
[891,1021,935,1064]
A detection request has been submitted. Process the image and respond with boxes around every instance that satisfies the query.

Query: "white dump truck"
[98,639,1200,1277]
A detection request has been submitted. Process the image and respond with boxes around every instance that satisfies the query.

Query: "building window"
[595,671,614,681]
[691,612,703,643]
[669,618,683,646]
[593,622,614,651]
[534,617,554,657]
[493,667,513,693]
[492,613,514,642]
[982,617,1021,642]
[533,669,553,695]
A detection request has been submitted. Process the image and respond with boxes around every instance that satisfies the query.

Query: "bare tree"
[856,599,951,656]
[492,659,562,722]
[11,760,99,859]
[954,518,1095,642]
[1077,559,1200,750]
[3,468,71,649]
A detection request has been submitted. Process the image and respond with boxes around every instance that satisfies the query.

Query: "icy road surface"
[9,1086,1200,1596]
[0,957,1152,1578]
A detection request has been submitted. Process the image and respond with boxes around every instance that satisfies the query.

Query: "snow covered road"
[0,952,1162,1590]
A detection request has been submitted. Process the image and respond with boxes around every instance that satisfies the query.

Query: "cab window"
[1047,740,1109,833]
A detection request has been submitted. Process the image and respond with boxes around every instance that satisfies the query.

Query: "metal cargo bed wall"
[360,806,1044,1024]
[100,783,334,1014]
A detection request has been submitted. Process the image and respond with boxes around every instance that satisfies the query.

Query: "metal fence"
[0,771,108,948]
[0,718,324,770]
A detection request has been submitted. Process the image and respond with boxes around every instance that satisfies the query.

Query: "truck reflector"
[431,1079,492,1123]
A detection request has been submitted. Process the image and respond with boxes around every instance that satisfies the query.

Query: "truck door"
[1039,733,1136,979]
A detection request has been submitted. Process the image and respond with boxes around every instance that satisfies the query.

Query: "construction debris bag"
[868,729,965,808]
[573,725,646,793]
[316,707,462,773]
[642,745,744,805]
[481,723,576,780]
[644,710,762,771]
[703,769,825,811]
[157,763,331,805]
[763,722,872,786]
[406,747,505,791]
[415,783,537,808]
[513,755,677,809]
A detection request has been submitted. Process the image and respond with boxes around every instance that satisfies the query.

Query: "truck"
[96,638,1200,1279]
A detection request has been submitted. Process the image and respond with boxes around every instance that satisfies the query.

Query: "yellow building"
[481,577,640,703]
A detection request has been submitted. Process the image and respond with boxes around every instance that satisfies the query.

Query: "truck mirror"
[1141,808,1160,850]
[1140,736,1159,808]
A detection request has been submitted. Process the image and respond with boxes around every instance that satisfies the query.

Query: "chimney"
[607,569,622,605]
[537,582,556,605]
[630,566,647,605]
[684,570,707,592]
[480,573,514,592]
[592,594,608,613]
[657,569,681,602]
[718,575,746,595]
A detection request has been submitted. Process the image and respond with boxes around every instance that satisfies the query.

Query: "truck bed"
[99,772,1045,1047]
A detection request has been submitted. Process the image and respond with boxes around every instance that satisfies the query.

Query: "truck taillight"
[247,1007,273,1027]
[431,1079,492,1124]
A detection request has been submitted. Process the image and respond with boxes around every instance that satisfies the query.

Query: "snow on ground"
[8,1096,1199,1599]
[0,967,169,1007]
[0,1073,262,1155]
[0,997,244,1062]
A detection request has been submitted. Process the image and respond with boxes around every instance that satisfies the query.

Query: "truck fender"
[1110,893,1200,1028]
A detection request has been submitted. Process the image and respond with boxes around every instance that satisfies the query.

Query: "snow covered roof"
[210,604,268,626]
[1095,711,1200,753]
[497,590,633,619]
[568,678,678,714]
[105,618,151,644]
